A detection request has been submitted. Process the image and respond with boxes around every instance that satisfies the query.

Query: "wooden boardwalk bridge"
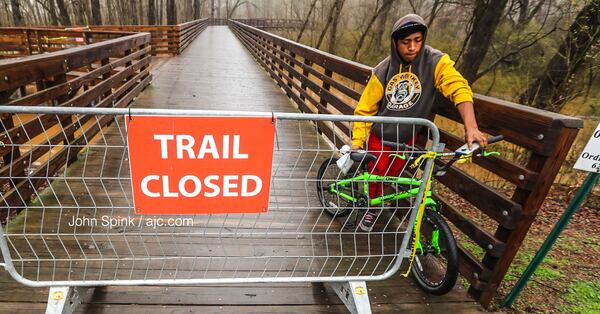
[0,19,582,313]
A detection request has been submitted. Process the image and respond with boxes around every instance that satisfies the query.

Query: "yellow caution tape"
[402,151,437,277]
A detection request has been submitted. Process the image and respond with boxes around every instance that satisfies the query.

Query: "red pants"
[367,133,414,199]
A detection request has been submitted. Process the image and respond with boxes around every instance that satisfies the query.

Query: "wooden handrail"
[86,18,209,56]
[0,29,152,215]
[0,27,134,58]
[229,19,583,308]
[1,18,209,57]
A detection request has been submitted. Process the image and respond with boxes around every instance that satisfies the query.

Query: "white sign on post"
[574,123,600,173]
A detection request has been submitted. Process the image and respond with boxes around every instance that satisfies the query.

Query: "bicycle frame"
[326,170,441,255]
[327,172,438,207]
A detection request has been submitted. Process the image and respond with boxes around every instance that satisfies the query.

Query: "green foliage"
[561,281,600,314]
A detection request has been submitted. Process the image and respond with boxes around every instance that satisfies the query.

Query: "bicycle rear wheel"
[316,157,358,217]
[411,209,459,295]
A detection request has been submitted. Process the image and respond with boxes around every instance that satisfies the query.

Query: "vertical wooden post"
[100,57,111,98]
[23,29,32,55]
[287,51,296,91]
[0,90,26,188]
[299,58,312,106]
[319,68,333,114]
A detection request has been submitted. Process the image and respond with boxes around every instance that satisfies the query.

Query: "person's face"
[396,32,423,63]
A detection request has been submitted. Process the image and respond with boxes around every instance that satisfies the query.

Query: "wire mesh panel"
[0,107,439,286]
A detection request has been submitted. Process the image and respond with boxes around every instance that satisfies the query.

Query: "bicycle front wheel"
[411,209,459,295]
[316,157,356,217]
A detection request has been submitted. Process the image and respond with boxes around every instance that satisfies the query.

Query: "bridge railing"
[0,32,152,217]
[210,18,302,29]
[229,19,583,308]
[79,18,209,56]
[0,27,132,58]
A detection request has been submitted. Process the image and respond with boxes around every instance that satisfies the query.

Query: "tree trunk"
[194,0,201,19]
[327,0,345,54]
[130,0,138,24]
[352,0,393,60]
[47,0,61,26]
[55,0,72,25]
[427,0,444,29]
[315,1,337,50]
[91,0,102,25]
[10,0,24,26]
[25,0,41,25]
[296,0,317,42]
[517,0,529,25]
[158,0,163,24]
[166,0,177,24]
[148,0,156,25]
[368,1,391,53]
[138,0,144,24]
[458,0,509,83]
[73,0,87,25]
[519,0,600,112]
[517,0,546,29]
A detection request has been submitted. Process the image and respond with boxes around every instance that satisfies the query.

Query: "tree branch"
[474,26,557,81]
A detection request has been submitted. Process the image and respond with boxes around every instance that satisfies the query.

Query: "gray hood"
[370,14,444,144]
[390,14,428,67]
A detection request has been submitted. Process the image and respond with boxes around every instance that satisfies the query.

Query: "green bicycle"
[316,135,503,295]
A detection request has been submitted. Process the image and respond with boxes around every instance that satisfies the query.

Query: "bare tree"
[167,0,176,24]
[90,0,102,25]
[193,0,201,19]
[315,1,336,50]
[516,0,547,28]
[426,0,449,29]
[296,0,317,42]
[158,0,163,24]
[520,0,600,111]
[10,0,25,26]
[367,0,392,54]
[327,0,345,54]
[72,0,88,25]
[352,0,394,60]
[228,0,253,18]
[148,0,156,25]
[130,0,138,24]
[458,0,510,83]
[55,0,72,25]
[33,0,59,25]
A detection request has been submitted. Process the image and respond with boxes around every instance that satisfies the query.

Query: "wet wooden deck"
[0,26,489,313]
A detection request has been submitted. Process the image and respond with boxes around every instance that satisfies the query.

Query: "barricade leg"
[46,286,90,314]
[328,281,372,314]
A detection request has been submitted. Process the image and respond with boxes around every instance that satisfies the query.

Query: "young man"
[352,14,487,231]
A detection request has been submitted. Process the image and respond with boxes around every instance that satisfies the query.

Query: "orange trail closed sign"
[127,115,276,214]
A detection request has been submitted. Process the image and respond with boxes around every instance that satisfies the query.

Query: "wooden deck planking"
[0,26,487,313]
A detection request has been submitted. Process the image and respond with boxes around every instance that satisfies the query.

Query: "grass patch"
[504,251,565,282]
[460,238,485,260]
[561,281,600,314]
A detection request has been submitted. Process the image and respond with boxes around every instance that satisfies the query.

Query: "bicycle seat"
[350,151,377,163]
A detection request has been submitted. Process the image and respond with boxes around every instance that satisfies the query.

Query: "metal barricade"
[0,106,440,313]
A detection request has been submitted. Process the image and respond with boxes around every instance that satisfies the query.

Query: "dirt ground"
[451,176,600,314]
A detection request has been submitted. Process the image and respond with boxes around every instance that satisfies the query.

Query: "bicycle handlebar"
[433,135,504,175]
[380,140,420,151]
[487,135,504,145]
[350,135,504,174]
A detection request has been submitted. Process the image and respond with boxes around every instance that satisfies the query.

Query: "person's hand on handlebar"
[465,125,487,150]
[351,144,362,150]
[457,101,487,150]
